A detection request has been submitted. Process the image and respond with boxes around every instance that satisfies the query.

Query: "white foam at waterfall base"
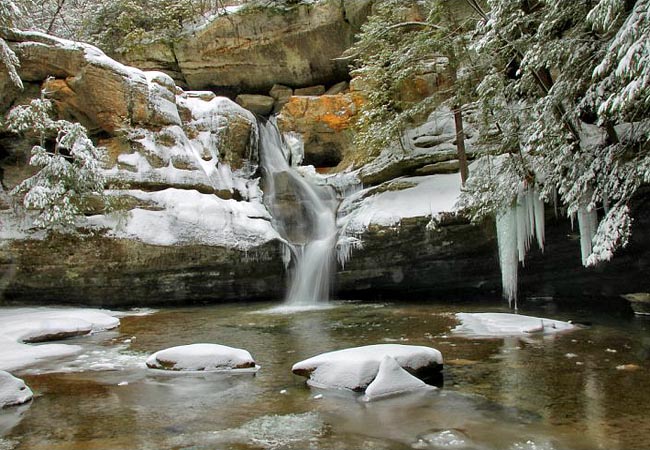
[258,118,338,307]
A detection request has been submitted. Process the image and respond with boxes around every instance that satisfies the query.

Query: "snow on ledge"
[88,188,281,250]
[452,313,576,338]
[0,371,33,408]
[338,174,462,234]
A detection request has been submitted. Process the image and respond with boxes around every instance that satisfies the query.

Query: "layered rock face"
[117,0,374,94]
[0,30,285,306]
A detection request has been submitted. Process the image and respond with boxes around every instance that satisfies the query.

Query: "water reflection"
[0,403,31,436]
[2,302,650,450]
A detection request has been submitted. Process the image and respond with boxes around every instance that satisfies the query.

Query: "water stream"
[258,119,338,307]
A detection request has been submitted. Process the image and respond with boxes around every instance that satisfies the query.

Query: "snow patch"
[0,307,120,372]
[89,188,280,250]
[362,355,434,401]
[338,174,462,234]
[0,371,32,408]
[452,313,576,338]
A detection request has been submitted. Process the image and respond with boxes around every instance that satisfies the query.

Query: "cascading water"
[258,118,338,306]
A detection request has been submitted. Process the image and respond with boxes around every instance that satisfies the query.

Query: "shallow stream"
[2,300,650,450]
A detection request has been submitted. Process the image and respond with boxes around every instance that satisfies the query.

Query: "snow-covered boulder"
[452,313,576,338]
[0,372,33,408]
[362,355,434,401]
[292,344,443,391]
[146,343,257,372]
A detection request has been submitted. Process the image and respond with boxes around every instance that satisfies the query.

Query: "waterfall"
[258,118,338,306]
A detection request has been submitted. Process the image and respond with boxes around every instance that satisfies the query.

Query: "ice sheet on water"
[168,412,325,449]
[411,429,473,449]
[510,439,558,450]
[452,313,575,338]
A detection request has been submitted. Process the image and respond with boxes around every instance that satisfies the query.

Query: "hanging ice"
[258,118,338,306]
[496,207,518,308]
[495,186,546,307]
[577,205,598,267]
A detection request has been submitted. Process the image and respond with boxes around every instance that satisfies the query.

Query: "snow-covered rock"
[452,313,576,338]
[0,372,33,408]
[0,308,120,372]
[362,355,434,401]
[337,174,462,234]
[292,344,443,391]
[89,188,279,250]
[146,343,257,372]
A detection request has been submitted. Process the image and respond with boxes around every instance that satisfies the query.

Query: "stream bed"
[2,300,650,450]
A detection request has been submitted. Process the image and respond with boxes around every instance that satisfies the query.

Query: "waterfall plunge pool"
[1,300,649,450]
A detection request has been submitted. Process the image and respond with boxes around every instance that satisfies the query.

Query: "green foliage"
[84,0,197,52]
[348,0,479,158]
[457,0,650,266]
[0,1,24,91]
[5,94,108,231]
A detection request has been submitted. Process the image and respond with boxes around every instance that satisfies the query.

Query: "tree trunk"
[453,106,469,186]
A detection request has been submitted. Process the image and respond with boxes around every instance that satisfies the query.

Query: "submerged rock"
[0,372,33,408]
[292,344,443,391]
[146,343,257,371]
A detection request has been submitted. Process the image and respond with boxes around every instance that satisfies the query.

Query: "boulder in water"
[0,372,33,408]
[146,343,257,372]
[291,344,443,391]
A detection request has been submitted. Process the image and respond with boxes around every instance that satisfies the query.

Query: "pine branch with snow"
[6,95,108,231]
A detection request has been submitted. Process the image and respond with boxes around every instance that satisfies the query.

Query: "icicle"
[496,207,518,308]
[495,185,546,308]
[336,235,364,270]
[515,190,533,264]
[577,205,598,266]
[526,189,536,246]
[533,187,545,252]
[281,243,293,269]
[283,132,304,167]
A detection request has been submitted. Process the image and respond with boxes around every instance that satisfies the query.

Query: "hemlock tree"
[347,0,478,184]
[5,93,107,231]
[0,1,24,92]
[456,0,650,303]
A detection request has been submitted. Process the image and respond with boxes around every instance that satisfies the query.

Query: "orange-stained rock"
[277,93,363,168]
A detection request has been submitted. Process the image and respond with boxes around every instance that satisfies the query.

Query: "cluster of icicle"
[495,185,545,308]
[336,235,364,270]
[496,186,601,308]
